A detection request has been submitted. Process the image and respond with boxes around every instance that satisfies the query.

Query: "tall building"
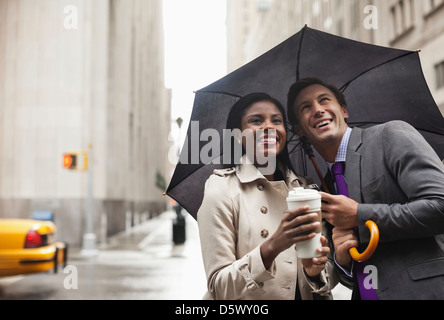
[0,0,171,245]
[226,0,444,116]
[226,0,261,72]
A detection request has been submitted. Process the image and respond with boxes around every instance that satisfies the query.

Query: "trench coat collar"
[235,155,301,187]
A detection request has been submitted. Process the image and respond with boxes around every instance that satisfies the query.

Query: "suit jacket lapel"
[346,127,363,203]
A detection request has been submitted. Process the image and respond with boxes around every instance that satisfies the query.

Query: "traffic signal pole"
[80,144,98,257]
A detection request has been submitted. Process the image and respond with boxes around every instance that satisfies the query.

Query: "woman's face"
[240,100,287,166]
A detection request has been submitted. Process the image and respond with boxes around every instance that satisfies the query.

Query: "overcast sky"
[163,0,227,132]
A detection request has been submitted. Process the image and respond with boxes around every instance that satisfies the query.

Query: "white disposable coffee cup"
[286,187,322,259]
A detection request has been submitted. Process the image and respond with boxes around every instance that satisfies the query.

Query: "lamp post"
[62,145,97,256]
[172,117,186,245]
[81,144,98,256]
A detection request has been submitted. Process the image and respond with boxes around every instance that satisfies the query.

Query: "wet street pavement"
[0,210,207,300]
[0,210,351,300]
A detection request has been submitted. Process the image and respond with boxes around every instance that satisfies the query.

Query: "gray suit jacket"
[330,121,444,300]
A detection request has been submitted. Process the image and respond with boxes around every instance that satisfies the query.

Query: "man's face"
[291,84,349,149]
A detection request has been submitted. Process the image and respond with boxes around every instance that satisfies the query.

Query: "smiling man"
[289,82,350,164]
[287,77,444,300]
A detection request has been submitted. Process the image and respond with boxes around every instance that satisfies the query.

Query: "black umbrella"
[166,26,444,219]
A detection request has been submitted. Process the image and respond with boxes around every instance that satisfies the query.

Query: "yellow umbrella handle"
[349,220,379,262]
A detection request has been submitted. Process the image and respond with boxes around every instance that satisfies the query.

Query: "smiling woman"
[239,100,287,176]
[225,93,292,178]
[196,92,336,300]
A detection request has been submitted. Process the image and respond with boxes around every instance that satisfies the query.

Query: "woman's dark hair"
[224,92,294,179]
[287,77,347,125]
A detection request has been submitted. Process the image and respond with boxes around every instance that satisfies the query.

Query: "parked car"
[0,219,67,277]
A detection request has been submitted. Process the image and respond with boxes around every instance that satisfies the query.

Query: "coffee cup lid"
[287,187,321,201]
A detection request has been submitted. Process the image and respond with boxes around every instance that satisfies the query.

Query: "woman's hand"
[260,205,320,270]
[301,236,330,278]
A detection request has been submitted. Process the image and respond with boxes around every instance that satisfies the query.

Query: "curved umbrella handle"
[349,220,379,262]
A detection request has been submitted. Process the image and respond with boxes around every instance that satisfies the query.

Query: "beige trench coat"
[197,162,337,300]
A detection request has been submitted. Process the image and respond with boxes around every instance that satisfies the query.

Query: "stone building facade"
[227,0,444,116]
[0,0,171,245]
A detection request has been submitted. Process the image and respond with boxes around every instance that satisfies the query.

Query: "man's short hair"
[287,77,347,125]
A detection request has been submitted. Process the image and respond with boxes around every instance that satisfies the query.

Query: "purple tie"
[331,162,350,197]
[331,162,379,300]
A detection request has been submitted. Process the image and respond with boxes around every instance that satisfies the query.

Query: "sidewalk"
[107,209,350,300]
[70,209,208,300]
[88,209,350,300]
[0,209,350,300]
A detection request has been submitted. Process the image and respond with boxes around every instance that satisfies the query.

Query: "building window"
[431,0,444,8]
[391,0,415,40]
[423,0,444,16]
[336,19,344,37]
[257,0,272,11]
[435,61,444,90]
[350,1,360,39]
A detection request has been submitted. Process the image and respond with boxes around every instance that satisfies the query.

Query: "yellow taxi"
[0,219,68,277]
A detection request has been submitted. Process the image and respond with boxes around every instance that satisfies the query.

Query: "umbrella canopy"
[166,26,444,219]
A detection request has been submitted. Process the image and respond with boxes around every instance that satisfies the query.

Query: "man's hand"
[332,228,359,270]
[320,192,359,229]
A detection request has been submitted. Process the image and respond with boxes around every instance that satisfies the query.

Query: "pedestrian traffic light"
[63,150,88,171]
[63,153,77,169]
